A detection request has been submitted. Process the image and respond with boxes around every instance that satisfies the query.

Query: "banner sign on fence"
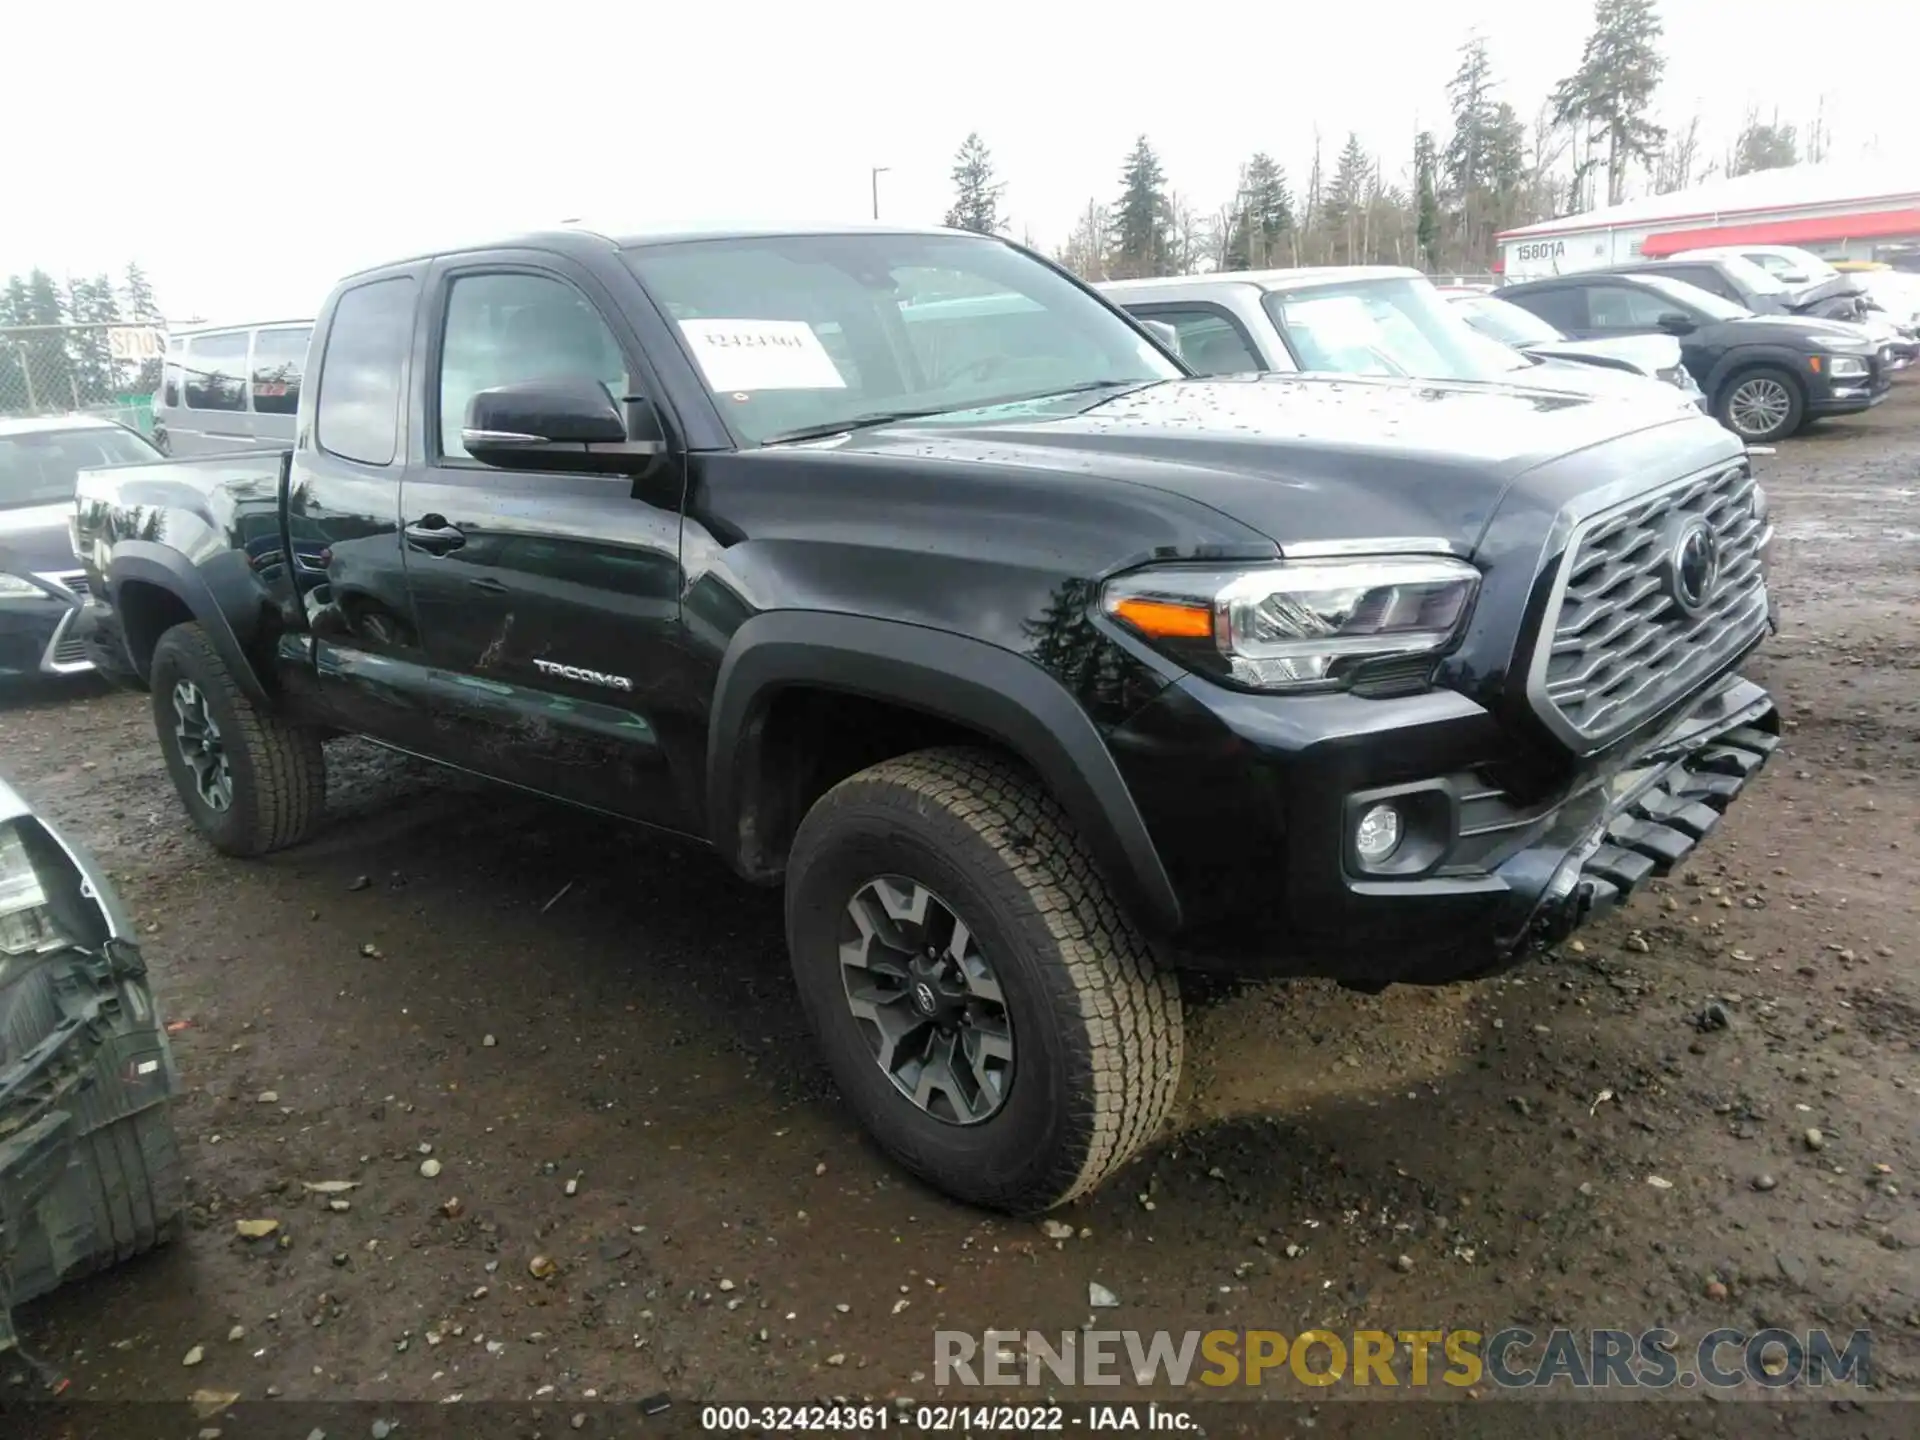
[107,326,166,362]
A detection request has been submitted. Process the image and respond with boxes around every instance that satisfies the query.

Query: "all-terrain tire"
[785,747,1183,1212]
[148,622,326,855]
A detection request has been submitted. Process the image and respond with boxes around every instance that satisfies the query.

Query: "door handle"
[404,517,466,553]
[469,576,508,594]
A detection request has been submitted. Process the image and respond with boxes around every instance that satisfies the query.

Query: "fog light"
[1355,803,1402,865]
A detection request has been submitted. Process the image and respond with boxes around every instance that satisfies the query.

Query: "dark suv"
[70,224,1779,1212]
[1498,270,1890,442]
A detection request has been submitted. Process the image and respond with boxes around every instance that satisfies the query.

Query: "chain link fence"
[0,322,167,438]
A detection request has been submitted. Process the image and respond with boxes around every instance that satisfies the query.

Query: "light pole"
[871,166,889,221]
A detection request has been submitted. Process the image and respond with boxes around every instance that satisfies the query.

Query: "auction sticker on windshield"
[677,318,847,391]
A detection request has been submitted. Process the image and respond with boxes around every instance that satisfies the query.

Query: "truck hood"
[1717,312,1880,348]
[0,503,77,577]
[810,373,1733,556]
[1521,333,1681,378]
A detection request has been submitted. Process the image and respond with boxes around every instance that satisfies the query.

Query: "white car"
[1098,266,1702,411]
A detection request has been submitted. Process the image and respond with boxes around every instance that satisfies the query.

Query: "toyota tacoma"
[68,223,1778,1211]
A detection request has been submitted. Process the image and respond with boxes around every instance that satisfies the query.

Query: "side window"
[437,272,630,461]
[1664,266,1734,301]
[251,326,312,415]
[315,277,416,468]
[183,332,249,411]
[1514,287,1586,331]
[1585,284,1673,330]
[1131,307,1263,375]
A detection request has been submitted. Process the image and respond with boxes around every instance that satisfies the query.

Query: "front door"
[397,259,694,833]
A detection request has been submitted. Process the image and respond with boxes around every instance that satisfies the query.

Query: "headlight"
[1102,554,1481,692]
[1825,355,1870,378]
[0,572,46,598]
[0,822,62,956]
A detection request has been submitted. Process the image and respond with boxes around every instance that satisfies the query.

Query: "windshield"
[1746,249,1839,285]
[1633,273,1752,322]
[623,232,1181,445]
[1452,294,1564,346]
[0,426,157,510]
[1261,276,1531,382]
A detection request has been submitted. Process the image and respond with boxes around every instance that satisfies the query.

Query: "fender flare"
[707,611,1183,936]
[107,543,271,706]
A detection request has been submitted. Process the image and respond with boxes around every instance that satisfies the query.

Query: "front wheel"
[1715,366,1805,443]
[785,748,1183,1212]
[148,622,327,855]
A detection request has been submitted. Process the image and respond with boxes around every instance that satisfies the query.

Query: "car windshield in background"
[623,232,1181,445]
[0,428,156,510]
[1453,294,1564,346]
[1263,277,1531,383]
[1633,273,1752,322]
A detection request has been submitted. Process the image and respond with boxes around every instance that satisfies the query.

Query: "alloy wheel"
[838,875,1014,1125]
[171,680,234,812]
[1728,377,1793,438]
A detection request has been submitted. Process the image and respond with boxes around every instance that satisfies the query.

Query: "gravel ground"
[3,392,1917,1432]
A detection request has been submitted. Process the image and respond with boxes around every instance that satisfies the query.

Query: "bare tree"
[1057,200,1112,281]
[1653,113,1705,194]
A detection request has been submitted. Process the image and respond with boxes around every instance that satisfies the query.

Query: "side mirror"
[1656,312,1696,336]
[1139,318,1184,360]
[463,378,664,475]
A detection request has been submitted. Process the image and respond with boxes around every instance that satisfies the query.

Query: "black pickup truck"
[69,223,1779,1211]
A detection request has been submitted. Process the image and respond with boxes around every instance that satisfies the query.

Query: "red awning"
[1640,208,1920,256]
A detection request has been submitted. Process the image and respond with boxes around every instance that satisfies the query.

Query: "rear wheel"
[148,623,326,855]
[1715,366,1804,443]
[785,747,1182,1212]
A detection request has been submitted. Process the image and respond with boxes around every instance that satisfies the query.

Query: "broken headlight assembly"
[1102,554,1481,693]
[0,821,64,957]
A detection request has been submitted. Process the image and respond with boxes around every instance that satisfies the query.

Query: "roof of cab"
[336,221,1007,283]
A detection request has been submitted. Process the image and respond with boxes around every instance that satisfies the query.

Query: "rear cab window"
[314,279,417,467]
[1125,305,1266,375]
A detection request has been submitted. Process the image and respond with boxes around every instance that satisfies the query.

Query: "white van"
[154,320,313,456]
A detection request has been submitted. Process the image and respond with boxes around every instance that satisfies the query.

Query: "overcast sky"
[4,0,1914,324]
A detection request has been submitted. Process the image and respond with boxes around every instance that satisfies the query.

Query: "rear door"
[291,269,443,751]
[395,253,693,832]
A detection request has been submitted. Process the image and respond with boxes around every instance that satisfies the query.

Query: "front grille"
[1531,461,1769,753]
[35,572,94,673]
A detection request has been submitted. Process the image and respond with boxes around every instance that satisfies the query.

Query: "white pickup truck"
[1099,265,1704,411]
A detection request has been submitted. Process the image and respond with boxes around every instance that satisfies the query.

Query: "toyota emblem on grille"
[1666,518,1721,616]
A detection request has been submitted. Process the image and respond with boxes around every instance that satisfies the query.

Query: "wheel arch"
[707,611,1183,937]
[107,544,270,706]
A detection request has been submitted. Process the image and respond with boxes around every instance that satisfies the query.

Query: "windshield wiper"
[759,380,1153,448]
[761,405,972,447]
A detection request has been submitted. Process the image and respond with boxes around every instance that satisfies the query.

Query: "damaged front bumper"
[0,777,182,1362]
[1508,675,1779,952]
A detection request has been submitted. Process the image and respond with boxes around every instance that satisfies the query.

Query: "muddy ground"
[3,391,1918,1434]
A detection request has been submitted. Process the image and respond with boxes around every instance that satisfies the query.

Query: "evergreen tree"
[18,269,75,410]
[1551,0,1668,206]
[1320,132,1372,263]
[123,261,161,322]
[1108,136,1173,280]
[66,276,119,404]
[944,132,1005,235]
[1224,153,1294,270]
[1413,131,1442,269]
[1728,112,1798,176]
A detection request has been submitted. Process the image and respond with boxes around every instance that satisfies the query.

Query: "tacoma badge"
[532,658,634,692]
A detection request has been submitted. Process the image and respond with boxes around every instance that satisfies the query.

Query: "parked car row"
[1099,254,1906,445]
